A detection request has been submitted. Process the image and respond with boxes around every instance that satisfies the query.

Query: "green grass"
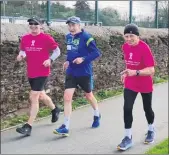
[1,115,29,129]
[145,138,169,154]
[95,89,123,101]
[72,98,88,110]
[153,76,168,84]
[1,76,168,130]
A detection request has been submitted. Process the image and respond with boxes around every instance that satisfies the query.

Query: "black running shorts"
[65,74,93,93]
[28,76,48,91]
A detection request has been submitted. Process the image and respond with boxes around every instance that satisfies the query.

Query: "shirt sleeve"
[20,36,25,51]
[121,44,125,56]
[121,44,127,68]
[65,35,69,61]
[83,34,101,63]
[47,34,59,51]
[142,44,156,67]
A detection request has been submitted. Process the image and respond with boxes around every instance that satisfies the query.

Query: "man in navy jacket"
[53,16,101,136]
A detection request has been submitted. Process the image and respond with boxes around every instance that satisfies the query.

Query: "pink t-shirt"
[122,40,156,93]
[20,33,58,78]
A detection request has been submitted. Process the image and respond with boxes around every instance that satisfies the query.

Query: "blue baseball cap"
[66,16,81,24]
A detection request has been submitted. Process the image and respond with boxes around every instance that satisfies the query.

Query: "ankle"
[25,123,32,128]
[94,109,100,117]
[64,116,70,129]
[125,128,132,139]
[52,106,60,112]
[148,123,154,131]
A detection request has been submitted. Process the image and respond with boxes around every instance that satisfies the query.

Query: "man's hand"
[121,73,127,84]
[63,61,69,71]
[73,57,84,64]
[16,55,24,62]
[120,69,136,77]
[43,59,51,67]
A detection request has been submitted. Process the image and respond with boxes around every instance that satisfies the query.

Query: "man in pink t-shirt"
[16,17,61,136]
[117,24,156,151]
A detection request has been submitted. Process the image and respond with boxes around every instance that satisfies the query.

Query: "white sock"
[94,109,100,117]
[148,123,154,131]
[125,129,132,139]
[64,117,70,130]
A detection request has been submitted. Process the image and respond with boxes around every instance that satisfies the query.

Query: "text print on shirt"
[125,52,140,66]
[25,40,42,52]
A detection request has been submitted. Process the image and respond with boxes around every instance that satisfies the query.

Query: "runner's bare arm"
[121,67,155,76]
[138,67,155,76]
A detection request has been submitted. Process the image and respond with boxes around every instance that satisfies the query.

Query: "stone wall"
[1,23,168,117]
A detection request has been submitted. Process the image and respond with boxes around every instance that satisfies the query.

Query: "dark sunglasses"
[29,22,39,25]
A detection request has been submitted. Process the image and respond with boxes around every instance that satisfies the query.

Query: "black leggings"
[123,88,155,129]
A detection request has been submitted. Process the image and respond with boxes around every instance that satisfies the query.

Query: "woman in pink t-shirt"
[117,24,156,151]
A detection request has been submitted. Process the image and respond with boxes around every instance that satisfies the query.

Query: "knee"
[64,92,72,103]
[39,92,45,101]
[29,91,40,103]
[85,92,93,100]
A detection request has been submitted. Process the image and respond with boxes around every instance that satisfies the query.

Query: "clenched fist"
[43,59,51,67]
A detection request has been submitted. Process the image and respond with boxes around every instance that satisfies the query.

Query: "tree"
[158,1,168,28]
[74,0,93,21]
[7,1,25,6]
[99,7,120,26]
[1,1,75,19]
[51,2,75,19]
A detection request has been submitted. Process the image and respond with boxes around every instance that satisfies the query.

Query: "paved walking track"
[1,83,168,154]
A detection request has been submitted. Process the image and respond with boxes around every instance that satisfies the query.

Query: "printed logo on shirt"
[73,39,80,46]
[24,39,44,52]
[31,40,35,46]
[129,52,133,60]
[66,37,79,53]
[67,39,72,44]
[125,52,140,66]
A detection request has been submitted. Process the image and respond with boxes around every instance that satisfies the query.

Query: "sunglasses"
[29,22,39,25]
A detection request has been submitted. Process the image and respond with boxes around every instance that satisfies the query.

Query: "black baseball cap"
[27,17,42,25]
[124,23,139,36]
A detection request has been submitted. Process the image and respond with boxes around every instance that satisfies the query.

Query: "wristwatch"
[136,70,140,76]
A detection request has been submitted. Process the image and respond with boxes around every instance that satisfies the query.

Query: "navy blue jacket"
[66,29,101,76]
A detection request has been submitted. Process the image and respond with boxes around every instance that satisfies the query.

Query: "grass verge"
[145,138,169,154]
[1,76,168,130]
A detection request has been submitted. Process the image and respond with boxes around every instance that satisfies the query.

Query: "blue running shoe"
[53,124,69,137]
[117,136,133,151]
[92,114,101,128]
[144,130,155,144]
